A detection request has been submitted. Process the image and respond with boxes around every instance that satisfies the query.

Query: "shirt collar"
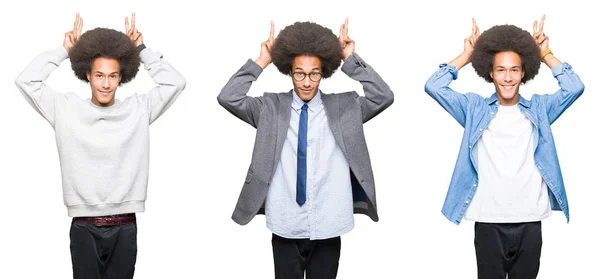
[486,93,531,108]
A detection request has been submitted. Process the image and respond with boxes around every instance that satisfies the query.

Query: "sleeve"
[138,47,187,124]
[15,46,69,127]
[216,59,266,128]
[424,64,471,127]
[341,53,394,123]
[539,62,585,124]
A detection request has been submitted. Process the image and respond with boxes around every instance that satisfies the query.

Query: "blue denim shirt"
[424,63,584,225]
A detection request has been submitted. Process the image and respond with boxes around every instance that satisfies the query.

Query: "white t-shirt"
[465,104,551,223]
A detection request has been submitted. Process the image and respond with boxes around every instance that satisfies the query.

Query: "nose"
[102,77,110,89]
[302,77,311,88]
[504,72,514,83]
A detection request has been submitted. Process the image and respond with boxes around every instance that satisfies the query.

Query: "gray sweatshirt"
[15,46,186,217]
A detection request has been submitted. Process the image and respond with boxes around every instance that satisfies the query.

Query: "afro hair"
[471,24,540,84]
[69,27,140,84]
[271,22,343,79]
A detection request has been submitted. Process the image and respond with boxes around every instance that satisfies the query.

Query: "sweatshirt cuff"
[56,45,69,61]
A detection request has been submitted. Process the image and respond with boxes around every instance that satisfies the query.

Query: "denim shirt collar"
[485,93,531,108]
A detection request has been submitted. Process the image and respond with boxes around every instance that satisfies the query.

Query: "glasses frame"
[291,71,323,82]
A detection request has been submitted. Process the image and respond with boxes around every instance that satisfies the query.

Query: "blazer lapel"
[273,91,293,170]
[322,93,348,155]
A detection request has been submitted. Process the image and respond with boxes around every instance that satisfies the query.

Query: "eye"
[293,72,306,80]
[96,74,103,78]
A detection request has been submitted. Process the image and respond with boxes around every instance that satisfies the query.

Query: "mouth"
[502,85,515,91]
[99,91,112,96]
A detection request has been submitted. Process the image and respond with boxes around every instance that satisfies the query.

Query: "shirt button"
[465,200,470,204]
[479,128,483,131]
[490,112,495,115]
[468,145,472,149]
[473,184,477,187]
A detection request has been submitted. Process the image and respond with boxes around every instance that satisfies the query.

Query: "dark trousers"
[474,221,542,279]
[271,234,341,279]
[69,216,138,279]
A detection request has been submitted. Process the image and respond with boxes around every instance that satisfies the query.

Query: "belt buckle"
[95,217,119,226]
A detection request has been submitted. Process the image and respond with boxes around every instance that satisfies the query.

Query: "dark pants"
[271,234,341,279]
[69,216,138,279]
[474,221,542,279]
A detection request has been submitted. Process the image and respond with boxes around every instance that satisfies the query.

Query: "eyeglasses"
[292,71,322,82]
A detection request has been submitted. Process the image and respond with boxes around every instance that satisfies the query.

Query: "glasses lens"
[293,72,306,81]
[309,73,322,82]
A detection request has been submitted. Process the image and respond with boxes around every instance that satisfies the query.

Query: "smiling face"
[490,51,525,106]
[86,57,121,107]
[291,55,322,102]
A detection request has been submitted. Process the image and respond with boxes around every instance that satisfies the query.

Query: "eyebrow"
[293,67,321,71]
[93,71,120,75]
[495,65,522,69]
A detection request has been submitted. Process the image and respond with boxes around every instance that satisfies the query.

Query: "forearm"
[447,51,471,71]
[542,53,561,69]
[543,62,584,123]
[16,46,67,90]
[424,64,469,126]
[341,53,394,122]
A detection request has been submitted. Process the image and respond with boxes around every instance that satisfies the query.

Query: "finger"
[344,17,349,37]
[269,20,274,40]
[131,13,136,31]
[533,20,538,33]
[125,16,130,33]
[73,13,80,31]
[78,17,83,34]
[539,15,545,33]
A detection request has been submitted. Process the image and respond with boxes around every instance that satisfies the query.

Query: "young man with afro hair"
[425,15,584,278]
[15,13,186,278]
[218,18,393,278]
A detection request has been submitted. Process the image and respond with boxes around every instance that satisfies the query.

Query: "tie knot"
[301,104,308,111]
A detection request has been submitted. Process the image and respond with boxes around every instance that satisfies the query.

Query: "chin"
[300,93,316,101]
[501,93,518,100]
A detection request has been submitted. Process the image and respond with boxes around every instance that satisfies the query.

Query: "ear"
[86,72,91,81]
[489,71,493,79]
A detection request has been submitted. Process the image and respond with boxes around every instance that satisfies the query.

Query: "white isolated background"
[0,0,597,278]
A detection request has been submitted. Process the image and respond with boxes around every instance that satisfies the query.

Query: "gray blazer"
[217,53,394,225]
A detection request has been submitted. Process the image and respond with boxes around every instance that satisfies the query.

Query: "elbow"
[15,73,27,90]
[385,89,394,107]
[175,76,187,93]
[216,90,230,108]
[575,83,585,97]
[424,80,435,96]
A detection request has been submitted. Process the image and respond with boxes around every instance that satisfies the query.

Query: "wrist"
[255,57,270,69]
[343,52,352,62]
[540,48,552,59]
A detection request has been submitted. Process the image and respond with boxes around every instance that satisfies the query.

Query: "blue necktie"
[296,104,308,206]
